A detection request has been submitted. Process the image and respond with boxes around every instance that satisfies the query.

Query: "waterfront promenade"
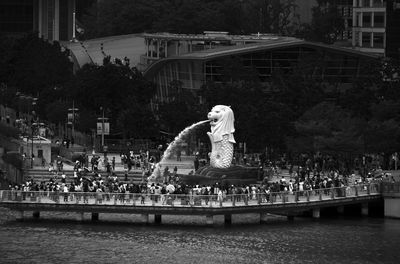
[0,183,383,225]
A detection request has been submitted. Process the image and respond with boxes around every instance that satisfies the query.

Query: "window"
[373,33,384,48]
[363,0,371,7]
[374,12,385,27]
[363,12,372,27]
[373,0,386,7]
[362,32,371,47]
[354,31,361,46]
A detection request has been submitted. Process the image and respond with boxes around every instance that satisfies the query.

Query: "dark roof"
[144,39,380,78]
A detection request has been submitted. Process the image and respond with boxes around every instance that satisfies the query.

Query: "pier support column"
[361,203,369,216]
[312,208,320,219]
[91,213,99,221]
[15,210,24,221]
[206,215,213,226]
[76,212,84,221]
[32,211,40,219]
[337,206,345,214]
[154,214,162,224]
[141,214,149,224]
[224,214,232,225]
[260,213,269,224]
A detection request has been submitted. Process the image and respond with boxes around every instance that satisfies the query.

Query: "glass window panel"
[362,32,371,47]
[373,33,384,48]
[363,12,372,27]
[374,12,385,27]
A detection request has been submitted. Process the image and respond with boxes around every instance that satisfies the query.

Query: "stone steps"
[24,169,144,184]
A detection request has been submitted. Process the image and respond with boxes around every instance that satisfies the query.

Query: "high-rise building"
[0,0,94,42]
[352,0,400,58]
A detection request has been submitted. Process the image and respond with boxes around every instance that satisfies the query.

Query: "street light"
[30,121,45,168]
[68,100,79,143]
[97,107,109,153]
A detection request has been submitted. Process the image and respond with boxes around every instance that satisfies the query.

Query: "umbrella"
[166,184,175,193]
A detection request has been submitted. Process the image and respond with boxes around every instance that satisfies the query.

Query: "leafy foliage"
[66,58,157,138]
[81,0,300,37]
[300,0,345,44]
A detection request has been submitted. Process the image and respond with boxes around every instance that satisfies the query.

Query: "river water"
[0,208,399,264]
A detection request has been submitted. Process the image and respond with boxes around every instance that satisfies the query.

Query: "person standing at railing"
[217,189,223,205]
[96,188,103,204]
[62,184,69,202]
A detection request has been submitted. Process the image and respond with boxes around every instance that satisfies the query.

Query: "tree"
[7,33,73,95]
[200,81,294,152]
[291,102,364,154]
[157,87,204,135]
[242,0,299,35]
[300,0,345,44]
[116,104,159,139]
[66,58,157,139]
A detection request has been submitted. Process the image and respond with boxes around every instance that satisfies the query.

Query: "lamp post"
[30,122,38,168]
[97,107,109,153]
[68,100,79,143]
[30,121,45,168]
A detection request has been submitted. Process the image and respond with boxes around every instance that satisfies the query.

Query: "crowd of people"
[5,155,390,206]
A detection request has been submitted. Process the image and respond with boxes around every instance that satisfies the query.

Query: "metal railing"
[0,183,381,209]
[381,182,400,194]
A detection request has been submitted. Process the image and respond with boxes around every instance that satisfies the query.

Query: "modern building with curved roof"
[141,32,380,105]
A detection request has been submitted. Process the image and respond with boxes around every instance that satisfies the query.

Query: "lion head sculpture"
[207,105,235,143]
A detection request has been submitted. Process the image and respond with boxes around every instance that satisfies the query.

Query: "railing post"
[319,191,322,201]
[232,195,236,206]
[294,192,298,203]
[367,184,370,195]
[306,191,310,202]
[355,186,358,196]
[331,188,334,199]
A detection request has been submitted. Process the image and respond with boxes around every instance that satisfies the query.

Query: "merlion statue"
[207,105,235,168]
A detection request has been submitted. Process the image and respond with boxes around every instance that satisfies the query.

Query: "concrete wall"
[384,197,400,218]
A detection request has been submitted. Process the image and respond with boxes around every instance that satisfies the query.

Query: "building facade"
[0,0,94,42]
[352,0,400,58]
[142,32,379,105]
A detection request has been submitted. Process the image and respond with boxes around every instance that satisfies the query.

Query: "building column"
[156,40,160,58]
[337,206,345,214]
[260,213,269,224]
[312,208,320,219]
[15,210,24,221]
[91,212,99,221]
[287,215,294,221]
[154,214,162,224]
[361,203,369,216]
[38,0,43,38]
[32,211,40,219]
[76,212,84,221]
[224,214,232,225]
[206,215,213,226]
[54,0,60,41]
[150,40,154,57]
[141,214,149,224]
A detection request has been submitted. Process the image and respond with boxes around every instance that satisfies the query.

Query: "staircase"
[24,168,144,184]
